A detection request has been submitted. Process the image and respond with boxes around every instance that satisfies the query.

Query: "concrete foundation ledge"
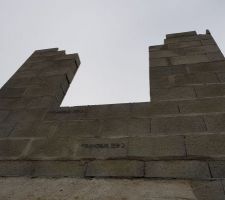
[0,177,224,200]
[0,160,224,180]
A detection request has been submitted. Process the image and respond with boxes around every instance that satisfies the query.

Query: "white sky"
[0,0,225,106]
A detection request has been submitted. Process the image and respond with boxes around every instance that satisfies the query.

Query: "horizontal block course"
[20,61,54,71]
[5,110,46,123]
[195,84,225,98]
[33,161,85,177]
[29,51,66,62]
[149,44,164,51]
[209,161,225,178]
[150,50,178,58]
[0,161,33,176]
[145,160,210,179]
[27,53,79,65]
[204,114,225,132]
[174,72,219,86]
[55,120,100,138]
[34,48,58,54]
[164,35,212,44]
[0,139,30,159]
[12,70,38,79]
[21,97,58,109]
[44,108,88,121]
[2,77,32,89]
[128,136,185,159]
[187,60,225,73]
[86,103,131,119]
[151,72,220,89]
[0,160,223,179]
[150,57,169,67]
[24,87,62,97]
[100,118,150,137]
[150,75,171,88]
[0,161,85,177]
[151,87,196,101]
[131,102,179,117]
[10,121,58,138]
[185,134,225,158]
[179,98,225,113]
[151,116,206,135]
[165,35,199,44]
[171,55,209,65]
[0,88,26,98]
[86,160,144,177]
[150,65,187,77]
[168,40,202,49]
[3,97,58,110]
[26,138,75,160]
[166,31,197,39]
[150,45,220,58]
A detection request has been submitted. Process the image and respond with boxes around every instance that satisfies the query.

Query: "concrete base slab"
[0,178,197,200]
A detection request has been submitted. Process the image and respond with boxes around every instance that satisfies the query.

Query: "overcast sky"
[0,0,225,106]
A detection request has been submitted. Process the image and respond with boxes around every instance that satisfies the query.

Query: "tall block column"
[0,48,80,137]
[149,30,225,101]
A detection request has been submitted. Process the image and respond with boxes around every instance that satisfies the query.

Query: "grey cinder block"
[151,116,206,135]
[33,161,85,177]
[151,87,195,101]
[128,136,185,159]
[179,98,225,113]
[145,160,210,179]
[209,161,225,178]
[55,120,100,138]
[186,134,225,158]
[131,101,179,117]
[86,160,144,177]
[0,139,30,159]
[204,114,225,132]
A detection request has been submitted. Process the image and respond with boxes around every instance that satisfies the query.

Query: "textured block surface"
[128,136,185,159]
[145,161,210,179]
[151,116,206,134]
[209,161,225,178]
[186,134,225,158]
[86,160,144,177]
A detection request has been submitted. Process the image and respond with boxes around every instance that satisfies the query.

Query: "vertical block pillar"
[1,48,80,110]
[149,30,225,101]
[0,48,80,136]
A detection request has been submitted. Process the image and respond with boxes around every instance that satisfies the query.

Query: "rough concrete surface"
[0,178,197,200]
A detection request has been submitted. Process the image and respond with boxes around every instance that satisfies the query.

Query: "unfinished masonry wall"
[0,31,225,200]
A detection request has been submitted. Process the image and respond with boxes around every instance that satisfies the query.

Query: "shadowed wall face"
[0,31,225,200]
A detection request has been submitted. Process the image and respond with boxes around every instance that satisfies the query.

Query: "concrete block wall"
[1,31,225,199]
